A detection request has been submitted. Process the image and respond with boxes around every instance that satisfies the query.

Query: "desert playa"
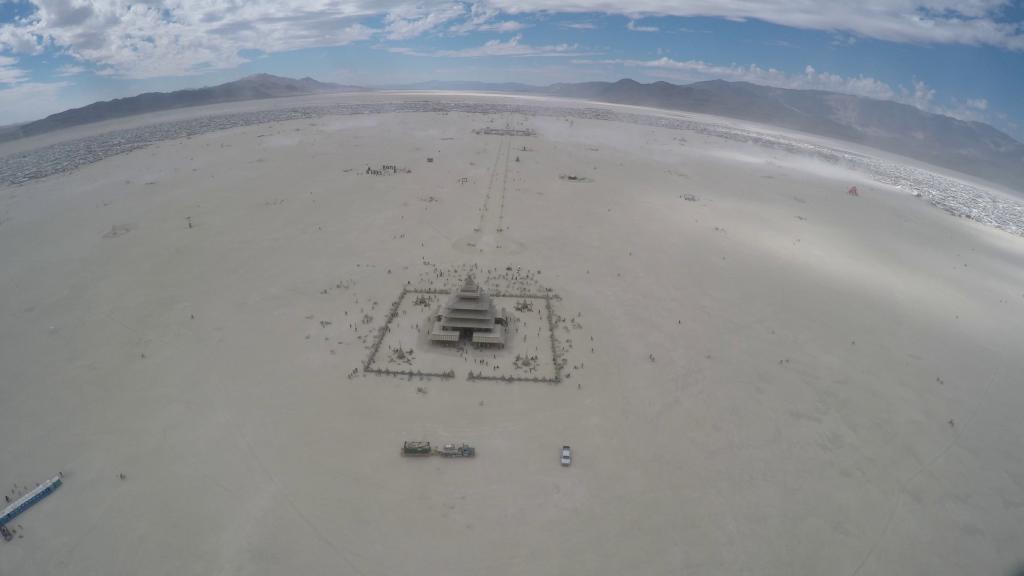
[1,92,1023,575]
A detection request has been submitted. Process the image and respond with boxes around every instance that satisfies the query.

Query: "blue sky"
[1,1,1022,138]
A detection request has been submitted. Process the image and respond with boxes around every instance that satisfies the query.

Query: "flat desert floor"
[1,93,1023,576]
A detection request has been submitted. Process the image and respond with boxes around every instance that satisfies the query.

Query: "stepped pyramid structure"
[429,275,507,347]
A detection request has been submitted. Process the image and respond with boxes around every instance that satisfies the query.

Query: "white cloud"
[0,1,385,79]
[0,2,542,79]
[0,0,1020,86]
[390,34,589,57]
[481,20,528,32]
[0,24,45,54]
[900,78,935,109]
[55,64,87,76]
[966,98,988,110]
[928,96,994,122]
[799,65,895,99]
[0,55,28,84]
[830,34,857,47]
[384,3,464,40]
[488,0,1024,50]
[448,3,527,34]
[626,20,659,32]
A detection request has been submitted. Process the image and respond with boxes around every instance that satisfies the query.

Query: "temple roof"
[457,275,482,297]
[430,274,507,346]
[440,274,498,329]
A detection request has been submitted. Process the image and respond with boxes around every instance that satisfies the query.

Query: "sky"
[0,1,1022,139]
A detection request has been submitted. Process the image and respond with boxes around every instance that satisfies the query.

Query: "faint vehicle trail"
[457,113,523,255]
[475,126,509,234]
[849,435,959,576]
[213,378,374,576]
[495,118,515,233]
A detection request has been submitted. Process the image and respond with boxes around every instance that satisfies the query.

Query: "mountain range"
[542,79,1024,189]
[5,74,363,139]
[4,74,1021,190]
[399,78,1023,189]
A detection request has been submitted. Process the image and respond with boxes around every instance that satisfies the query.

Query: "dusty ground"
[1,93,1023,576]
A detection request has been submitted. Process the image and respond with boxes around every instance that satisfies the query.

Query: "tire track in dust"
[496,128,514,233]
[848,436,958,576]
[475,121,509,234]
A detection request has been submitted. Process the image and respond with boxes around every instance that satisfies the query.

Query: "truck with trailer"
[401,441,476,457]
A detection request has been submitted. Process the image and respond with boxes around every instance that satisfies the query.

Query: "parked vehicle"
[402,441,432,456]
[561,445,572,466]
[437,443,476,457]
